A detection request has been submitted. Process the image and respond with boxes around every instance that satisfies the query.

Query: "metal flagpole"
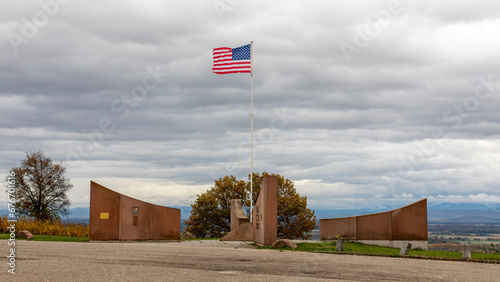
[250,41,254,223]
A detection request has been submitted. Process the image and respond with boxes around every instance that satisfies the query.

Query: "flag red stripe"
[213,61,250,66]
[213,67,251,70]
[213,66,251,71]
[214,62,251,67]
[213,70,251,74]
[213,53,232,59]
[213,65,251,69]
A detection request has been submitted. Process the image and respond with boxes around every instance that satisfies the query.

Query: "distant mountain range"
[314,203,500,224]
[427,202,500,210]
[2,202,499,224]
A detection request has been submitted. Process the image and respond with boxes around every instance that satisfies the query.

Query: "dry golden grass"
[0,215,88,237]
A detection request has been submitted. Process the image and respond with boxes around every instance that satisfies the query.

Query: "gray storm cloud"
[1,0,499,209]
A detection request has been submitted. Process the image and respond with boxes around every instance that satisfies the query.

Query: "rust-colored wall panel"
[320,199,427,242]
[392,199,427,240]
[150,205,181,240]
[357,211,392,240]
[119,195,151,240]
[89,182,120,240]
[253,176,278,246]
[89,181,180,241]
[319,217,357,240]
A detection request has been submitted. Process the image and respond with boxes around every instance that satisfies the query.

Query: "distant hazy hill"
[2,202,499,224]
[313,202,500,224]
[427,202,500,210]
[0,207,90,223]
[427,209,500,224]
[425,202,500,224]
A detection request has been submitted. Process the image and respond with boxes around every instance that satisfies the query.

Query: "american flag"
[212,44,251,74]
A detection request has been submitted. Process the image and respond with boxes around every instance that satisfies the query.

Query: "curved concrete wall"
[320,199,427,243]
[89,181,180,241]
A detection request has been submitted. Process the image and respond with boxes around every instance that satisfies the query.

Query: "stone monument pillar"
[399,242,412,255]
[462,244,471,259]
[336,236,345,251]
[252,176,278,246]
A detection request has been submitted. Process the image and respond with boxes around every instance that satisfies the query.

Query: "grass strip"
[259,242,500,261]
[0,233,89,242]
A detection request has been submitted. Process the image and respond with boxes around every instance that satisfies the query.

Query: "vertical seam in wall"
[390,211,394,241]
[118,195,122,240]
[355,216,359,240]
[354,217,358,240]
[148,206,151,240]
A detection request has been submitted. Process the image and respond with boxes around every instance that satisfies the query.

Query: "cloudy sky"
[2,0,500,211]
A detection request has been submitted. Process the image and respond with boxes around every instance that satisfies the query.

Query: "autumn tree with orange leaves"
[185,172,316,239]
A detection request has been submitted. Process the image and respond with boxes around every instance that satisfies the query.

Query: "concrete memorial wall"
[319,199,428,249]
[89,181,180,241]
[220,199,253,241]
[252,176,278,246]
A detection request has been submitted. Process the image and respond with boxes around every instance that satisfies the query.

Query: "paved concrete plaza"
[4,240,499,281]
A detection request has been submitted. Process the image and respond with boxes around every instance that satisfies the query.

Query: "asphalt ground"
[3,240,500,281]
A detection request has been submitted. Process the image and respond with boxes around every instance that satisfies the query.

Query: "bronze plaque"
[133,216,138,226]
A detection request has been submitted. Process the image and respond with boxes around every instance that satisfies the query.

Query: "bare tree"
[8,151,72,220]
